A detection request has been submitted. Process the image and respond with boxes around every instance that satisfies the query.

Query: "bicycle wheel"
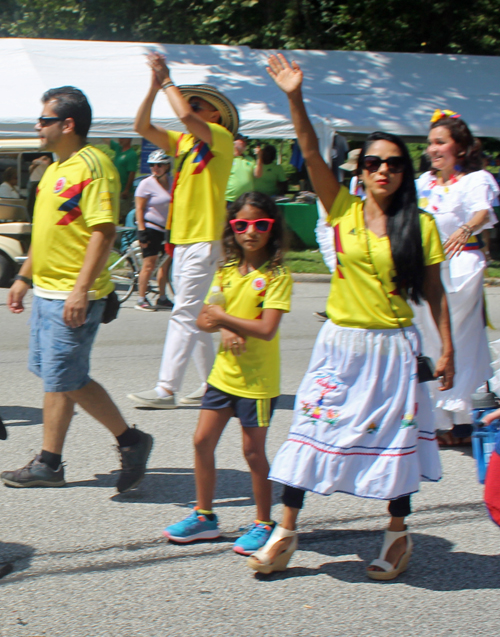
[108,248,137,303]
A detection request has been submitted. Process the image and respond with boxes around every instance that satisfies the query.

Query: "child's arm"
[205,305,284,341]
[482,408,500,425]
[197,305,247,354]
[197,304,221,333]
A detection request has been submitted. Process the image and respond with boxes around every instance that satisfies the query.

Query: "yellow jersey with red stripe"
[167,123,233,245]
[326,186,445,329]
[206,262,293,399]
[32,145,119,299]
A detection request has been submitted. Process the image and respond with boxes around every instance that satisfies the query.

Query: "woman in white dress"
[414,110,499,445]
[247,55,454,581]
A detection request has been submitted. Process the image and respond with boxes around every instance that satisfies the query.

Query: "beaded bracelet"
[161,80,174,90]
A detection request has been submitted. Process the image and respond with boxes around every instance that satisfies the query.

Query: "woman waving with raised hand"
[247,54,454,581]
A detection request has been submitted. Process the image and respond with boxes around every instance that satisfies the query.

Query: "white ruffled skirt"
[270,321,441,501]
[412,252,492,429]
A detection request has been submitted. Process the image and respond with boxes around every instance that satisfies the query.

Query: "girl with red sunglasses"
[163,191,293,556]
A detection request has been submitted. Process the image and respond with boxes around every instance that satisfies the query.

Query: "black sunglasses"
[363,155,405,174]
[38,116,65,127]
[190,101,216,114]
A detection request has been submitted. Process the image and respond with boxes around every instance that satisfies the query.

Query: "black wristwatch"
[15,275,33,287]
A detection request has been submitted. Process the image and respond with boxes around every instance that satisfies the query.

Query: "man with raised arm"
[1,87,153,491]
[128,52,238,409]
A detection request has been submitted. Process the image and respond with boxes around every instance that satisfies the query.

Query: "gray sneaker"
[127,389,177,409]
[179,384,207,406]
[116,428,153,493]
[1,455,66,488]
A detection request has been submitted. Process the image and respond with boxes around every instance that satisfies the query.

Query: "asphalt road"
[1,283,499,637]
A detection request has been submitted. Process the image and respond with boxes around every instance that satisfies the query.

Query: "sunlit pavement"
[0,284,499,637]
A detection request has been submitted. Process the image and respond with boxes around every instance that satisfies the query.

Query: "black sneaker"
[155,297,174,310]
[1,455,66,488]
[116,428,153,493]
[313,311,328,321]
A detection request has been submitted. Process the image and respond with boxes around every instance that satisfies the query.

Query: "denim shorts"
[201,384,278,428]
[28,296,105,393]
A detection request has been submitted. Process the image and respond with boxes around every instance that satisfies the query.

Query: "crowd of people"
[1,51,499,582]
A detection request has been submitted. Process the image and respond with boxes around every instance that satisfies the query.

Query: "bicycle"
[108,238,174,303]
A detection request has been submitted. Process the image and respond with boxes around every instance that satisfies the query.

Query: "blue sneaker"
[163,508,220,543]
[233,521,276,555]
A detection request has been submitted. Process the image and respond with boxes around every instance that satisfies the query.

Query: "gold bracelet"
[161,80,174,90]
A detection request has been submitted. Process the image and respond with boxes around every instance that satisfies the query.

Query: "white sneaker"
[127,389,177,409]
[179,384,207,406]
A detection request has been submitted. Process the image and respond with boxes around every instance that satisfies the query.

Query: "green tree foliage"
[1,0,500,56]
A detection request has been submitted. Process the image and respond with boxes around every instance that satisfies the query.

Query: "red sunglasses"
[229,218,275,234]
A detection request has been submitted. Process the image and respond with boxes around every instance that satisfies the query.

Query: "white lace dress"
[413,170,499,428]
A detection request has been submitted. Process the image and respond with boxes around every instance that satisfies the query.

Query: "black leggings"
[282,485,412,518]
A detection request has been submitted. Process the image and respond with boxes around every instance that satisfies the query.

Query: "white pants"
[157,241,221,393]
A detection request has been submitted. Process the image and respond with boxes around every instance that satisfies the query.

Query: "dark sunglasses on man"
[190,101,216,114]
[38,116,66,127]
[362,155,405,174]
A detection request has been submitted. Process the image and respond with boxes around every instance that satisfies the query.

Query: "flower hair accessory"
[430,109,461,124]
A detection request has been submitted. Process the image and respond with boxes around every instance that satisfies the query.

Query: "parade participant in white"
[128,52,237,408]
[247,55,454,581]
[413,110,498,443]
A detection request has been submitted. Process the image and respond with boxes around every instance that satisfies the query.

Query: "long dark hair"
[357,132,426,304]
[222,191,285,268]
[429,116,482,173]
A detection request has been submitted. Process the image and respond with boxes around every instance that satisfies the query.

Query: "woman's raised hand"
[267,54,303,95]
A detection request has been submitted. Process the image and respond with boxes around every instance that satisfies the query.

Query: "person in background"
[110,138,138,221]
[0,167,20,199]
[254,145,287,197]
[225,134,259,206]
[414,111,499,445]
[135,149,174,312]
[331,133,349,182]
[128,52,236,409]
[2,86,153,491]
[27,154,52,219]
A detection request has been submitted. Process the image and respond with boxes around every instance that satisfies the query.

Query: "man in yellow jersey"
[1,87,153,492]
[128,52,237,409]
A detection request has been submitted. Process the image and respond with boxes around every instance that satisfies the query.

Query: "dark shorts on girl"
[201,384,278,428]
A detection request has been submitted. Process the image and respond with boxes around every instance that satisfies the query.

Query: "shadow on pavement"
[0,406,43,428]
[254,529,500,590]
[70,467,267,507]
[0,541,35,582]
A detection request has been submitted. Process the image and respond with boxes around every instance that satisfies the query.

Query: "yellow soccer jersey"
[32,145,119,299]
[326,186,445,329]
[167,123,233,244]
[206,262,293,399]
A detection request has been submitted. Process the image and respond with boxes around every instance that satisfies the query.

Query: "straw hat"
[178,84,239,136]
[339,148,361,172]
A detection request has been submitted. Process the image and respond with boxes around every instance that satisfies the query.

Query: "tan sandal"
[247,525,298,574]
[367,529,413,581]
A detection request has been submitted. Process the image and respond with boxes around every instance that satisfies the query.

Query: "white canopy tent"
[0,37,499,155]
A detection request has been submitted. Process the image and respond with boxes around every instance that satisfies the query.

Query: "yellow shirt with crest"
[32,145,119,299]
[206,262,293,399]
[167,123,233,244]
[326,186,445,329]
